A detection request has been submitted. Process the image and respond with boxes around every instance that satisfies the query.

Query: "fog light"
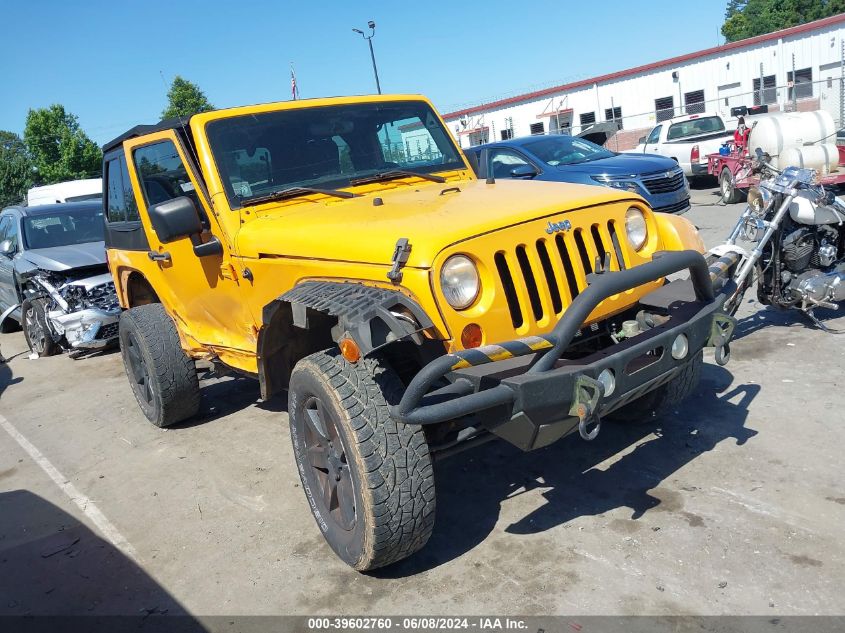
[597,368,616,397]
[461,323,483,349]
[671,334,689,360]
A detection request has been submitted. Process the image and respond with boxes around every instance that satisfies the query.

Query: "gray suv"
[0,201,120,357]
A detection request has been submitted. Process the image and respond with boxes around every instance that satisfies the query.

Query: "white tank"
[777,143,840,174]
[748,111,836,157]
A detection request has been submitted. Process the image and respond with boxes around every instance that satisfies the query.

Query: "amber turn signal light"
[339,337,361,363]
[461,323,483,349]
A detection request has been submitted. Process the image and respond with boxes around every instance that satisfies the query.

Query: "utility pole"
[352,21,382,94]
[791,53,797,111]
[839,39,845,128]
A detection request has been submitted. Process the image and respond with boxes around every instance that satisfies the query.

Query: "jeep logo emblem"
[545,219,572,234]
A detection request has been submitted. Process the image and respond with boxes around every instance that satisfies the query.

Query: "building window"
[604,106,623,130]
[684,90,705,114]
[604,106,621,121]
[500,128,514,140]
[579,112,595,128]
[753,75,777,105]
[529,122,545,135]
[655,96,674,122]
[788,67,813,100]
[468,129,489,146]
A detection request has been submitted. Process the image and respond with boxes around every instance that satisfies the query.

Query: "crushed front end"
[27,270,121,350]
[392,250,736,451]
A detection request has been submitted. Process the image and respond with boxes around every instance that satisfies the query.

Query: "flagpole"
[290,62,299,100]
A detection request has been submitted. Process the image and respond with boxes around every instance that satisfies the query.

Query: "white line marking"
[0,413,140,563]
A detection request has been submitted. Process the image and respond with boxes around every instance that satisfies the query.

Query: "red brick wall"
[603,126,653,152]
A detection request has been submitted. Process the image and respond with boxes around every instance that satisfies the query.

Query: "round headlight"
[625,207,648,251]
[440,255,480,310]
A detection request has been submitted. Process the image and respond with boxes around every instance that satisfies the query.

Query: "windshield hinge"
[387,238,412,284]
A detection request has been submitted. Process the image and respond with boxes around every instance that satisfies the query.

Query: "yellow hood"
[235,179,642,268]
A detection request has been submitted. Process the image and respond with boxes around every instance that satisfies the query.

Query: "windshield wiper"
[349,170,446,186]
[242,186,357,206]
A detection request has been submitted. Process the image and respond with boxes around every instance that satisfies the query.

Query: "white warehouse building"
[441,14,845,152]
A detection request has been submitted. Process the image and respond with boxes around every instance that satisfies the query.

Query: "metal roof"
[442,13,845,121]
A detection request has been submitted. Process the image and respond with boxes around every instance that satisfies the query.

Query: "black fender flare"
[257,281,437,399]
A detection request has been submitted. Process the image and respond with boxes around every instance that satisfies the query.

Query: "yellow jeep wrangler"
[102,95,735,570]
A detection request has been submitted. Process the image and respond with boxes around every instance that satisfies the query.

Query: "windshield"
[23,207,105,249]
[523,136,614,166]
[666,116,725,140]
[206,101,466,207]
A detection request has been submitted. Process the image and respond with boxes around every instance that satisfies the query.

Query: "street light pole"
[353,21,382,94]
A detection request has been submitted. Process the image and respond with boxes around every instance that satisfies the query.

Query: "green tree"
[161,76,214,119]
[722,0,845,42]
[0,131,33,207]
[23,105,102,185]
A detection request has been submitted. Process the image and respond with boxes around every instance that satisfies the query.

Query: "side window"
[133,140,200,210]
[106,155,139,223]
[0,216,12,248]
[120,156,140,221]
[646,126,661,145]
[490,150,532,179]
[106,158,125,222]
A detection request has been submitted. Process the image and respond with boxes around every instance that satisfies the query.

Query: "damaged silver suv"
[0,201,120,357]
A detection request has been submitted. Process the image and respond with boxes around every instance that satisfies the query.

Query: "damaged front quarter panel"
[21,267,121,351]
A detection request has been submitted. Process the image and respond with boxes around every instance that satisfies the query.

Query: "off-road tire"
[720,167,744,204]
[119,303,200,428]
[288,349,435,571]
[613,351,703,424]
[22,298,59,357]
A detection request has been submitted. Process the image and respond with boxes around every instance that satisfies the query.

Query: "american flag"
[290,64,299,100]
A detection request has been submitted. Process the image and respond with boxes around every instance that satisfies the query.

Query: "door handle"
[147,251,171,263]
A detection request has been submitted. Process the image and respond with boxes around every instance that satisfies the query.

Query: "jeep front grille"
[494,221,628,329]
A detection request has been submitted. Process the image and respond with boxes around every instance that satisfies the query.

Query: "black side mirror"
[510,165,538,179]
[0,239,14,256]
[148,196,203,243]
[638,136,647,145]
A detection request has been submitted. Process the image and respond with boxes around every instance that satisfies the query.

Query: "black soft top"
[102,117,195,153]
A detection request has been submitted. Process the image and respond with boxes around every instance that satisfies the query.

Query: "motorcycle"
[708,149,845,331]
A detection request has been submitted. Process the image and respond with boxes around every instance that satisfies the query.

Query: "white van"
[27,178,102,206]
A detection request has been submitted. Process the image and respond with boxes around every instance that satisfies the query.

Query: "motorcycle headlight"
[440,254,480,310]
[625,207,648,251]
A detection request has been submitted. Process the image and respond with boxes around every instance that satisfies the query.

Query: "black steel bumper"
[390,250,736,451]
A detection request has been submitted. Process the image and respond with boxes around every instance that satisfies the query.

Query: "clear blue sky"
[0,0,725,145]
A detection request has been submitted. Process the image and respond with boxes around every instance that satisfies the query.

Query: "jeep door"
[122,131,258,361]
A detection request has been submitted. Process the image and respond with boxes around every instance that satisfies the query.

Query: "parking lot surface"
[1,183,844,616]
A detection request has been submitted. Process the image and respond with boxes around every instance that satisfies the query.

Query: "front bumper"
[48,307,120,349]
[390,250,735,451]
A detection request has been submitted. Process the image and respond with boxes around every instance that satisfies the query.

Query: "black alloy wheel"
[124,330,153,409]
[301,395,357,531]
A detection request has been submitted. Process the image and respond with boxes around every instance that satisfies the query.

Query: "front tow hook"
[570,375,604,441]
[710,313,736,367]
